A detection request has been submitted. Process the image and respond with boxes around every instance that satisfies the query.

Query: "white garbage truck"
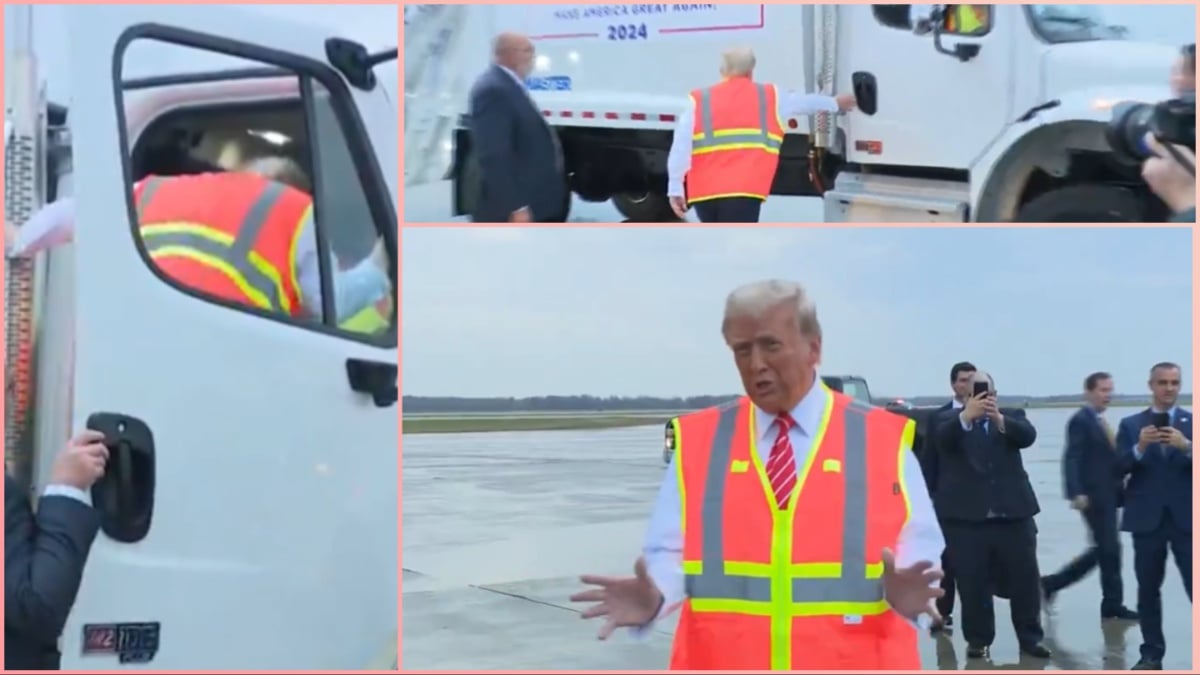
[412,3,1181,222]
[4,5,397,669]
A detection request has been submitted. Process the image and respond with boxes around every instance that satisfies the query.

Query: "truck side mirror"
[931,19,983,62]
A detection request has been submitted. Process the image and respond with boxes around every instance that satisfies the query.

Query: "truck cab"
[5,5,397,669]
[420,4,1178,222]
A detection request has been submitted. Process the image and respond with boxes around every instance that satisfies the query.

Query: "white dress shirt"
[635,379,945,637]
[666,87,841,197]
[9,197,389,324]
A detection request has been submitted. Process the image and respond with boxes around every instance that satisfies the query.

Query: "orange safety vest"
[133,172,311,317]
[685,77,786,204]
[946,5,986,34]
[669,389,920,671]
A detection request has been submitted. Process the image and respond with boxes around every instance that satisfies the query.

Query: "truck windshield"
[1026,5,1128,44]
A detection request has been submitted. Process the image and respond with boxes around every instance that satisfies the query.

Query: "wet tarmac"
[401,405,1193,670]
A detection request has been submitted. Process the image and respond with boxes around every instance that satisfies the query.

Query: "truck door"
[61,5,397,669]
[840,4,1015,171]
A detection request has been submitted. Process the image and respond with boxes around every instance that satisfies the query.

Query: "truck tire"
[613,192,676,222]
[460,156,573,222]
[1014,185,1146,222]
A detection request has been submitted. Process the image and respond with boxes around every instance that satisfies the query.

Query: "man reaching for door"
[6,431,109,670]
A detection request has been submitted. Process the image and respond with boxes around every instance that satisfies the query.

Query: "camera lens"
[1106,101,1156,163]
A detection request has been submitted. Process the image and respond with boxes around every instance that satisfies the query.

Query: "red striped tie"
[767,414,798,509]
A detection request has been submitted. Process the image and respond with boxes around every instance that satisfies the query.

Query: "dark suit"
[1115,408,1192,662]
[1042,407,1128,611]
[919,401,958,620]
[466,64,567,223]
[5,474,101,670]
[934,408,1043,649]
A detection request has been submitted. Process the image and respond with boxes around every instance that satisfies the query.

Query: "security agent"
[6,431,108,670]
[933,371,1049,661]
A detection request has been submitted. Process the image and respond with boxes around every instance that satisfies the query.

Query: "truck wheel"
[1014,185,1146,222]
[613,192,676,222]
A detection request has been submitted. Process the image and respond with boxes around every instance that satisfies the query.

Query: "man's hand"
[569,557,664,640]
[1161,427,1191,452]
[1141,135,1196,214]
[1071,495,1089,511]
[49,430,109,491]
[509,207,533,223]
[1137,425,1160,452]
[669,196,689,220]
[835,93,857,112]
[880,547,945,623]
[961,391,988,422]
[984,395,1003,425]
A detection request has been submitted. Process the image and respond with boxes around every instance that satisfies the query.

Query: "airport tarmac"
[401,405,1192,670]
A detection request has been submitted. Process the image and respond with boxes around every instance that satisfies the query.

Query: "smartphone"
[1151,412,1171,429]
[973,380,990,397]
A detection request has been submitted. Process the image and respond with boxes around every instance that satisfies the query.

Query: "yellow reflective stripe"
[673,417,686,536]
[683,560,885,578]
[149,245,274,311]
[691,598,891,617]
[693,143,781,156]
[899,418,916,526]
[688,192,768,203]
[340,306,389,333]
[141,221,292,314]
[288,202,311,310]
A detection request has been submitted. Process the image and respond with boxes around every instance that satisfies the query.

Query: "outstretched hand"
[569,556,664,640]
[880,547,945,623]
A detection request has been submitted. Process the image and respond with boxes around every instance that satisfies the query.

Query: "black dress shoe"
[1102,606,1139,621]
[1020,642,1052,658]
[966,644,990,659]
[1131,657,1163,670]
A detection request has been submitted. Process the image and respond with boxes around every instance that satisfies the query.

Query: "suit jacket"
[933,408,1040,522]
[5,474,101,670]
[917,402,954,503]
[1116,407,1192,534]
[1061,406,1125,509]
[466,64,567,223]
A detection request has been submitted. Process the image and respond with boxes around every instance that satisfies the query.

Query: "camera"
[1106,92,1195,164]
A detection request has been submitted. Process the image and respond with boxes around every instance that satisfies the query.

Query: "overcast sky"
[402,227,1193,399]
[4,4,398,103]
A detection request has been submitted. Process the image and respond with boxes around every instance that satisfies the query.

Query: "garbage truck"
[411,4,1180,222]
[4,5,398,669]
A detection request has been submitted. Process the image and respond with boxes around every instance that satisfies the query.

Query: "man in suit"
[934,370,1050,661]
[1041,372,1138,620]
[1115,362,1192,671]
[466,32,567,223]
[922,360,979,635]
[6,430,109,670]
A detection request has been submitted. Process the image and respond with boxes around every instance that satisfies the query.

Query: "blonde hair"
[720,48,756,77]
[722,279,822,338]
[239,156,312,193]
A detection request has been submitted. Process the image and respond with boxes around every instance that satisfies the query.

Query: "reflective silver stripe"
[684,399,883,605]
[141,182,290,311]
[135,176,166,220]
[691,84,782,151]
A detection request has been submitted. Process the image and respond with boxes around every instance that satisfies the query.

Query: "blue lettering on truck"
[607,23,649,40]
[526,76,573,92]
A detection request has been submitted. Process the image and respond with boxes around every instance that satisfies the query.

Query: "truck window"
[117,38,396,344]
[840,379,872,403]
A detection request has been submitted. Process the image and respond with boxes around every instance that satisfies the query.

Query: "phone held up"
[973,380,990,398]
[1151,412,1171,429]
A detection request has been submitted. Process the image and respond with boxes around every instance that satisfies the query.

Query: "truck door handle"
[87,413,156,544]
[346,358,398,408]
[851,72,878,116]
